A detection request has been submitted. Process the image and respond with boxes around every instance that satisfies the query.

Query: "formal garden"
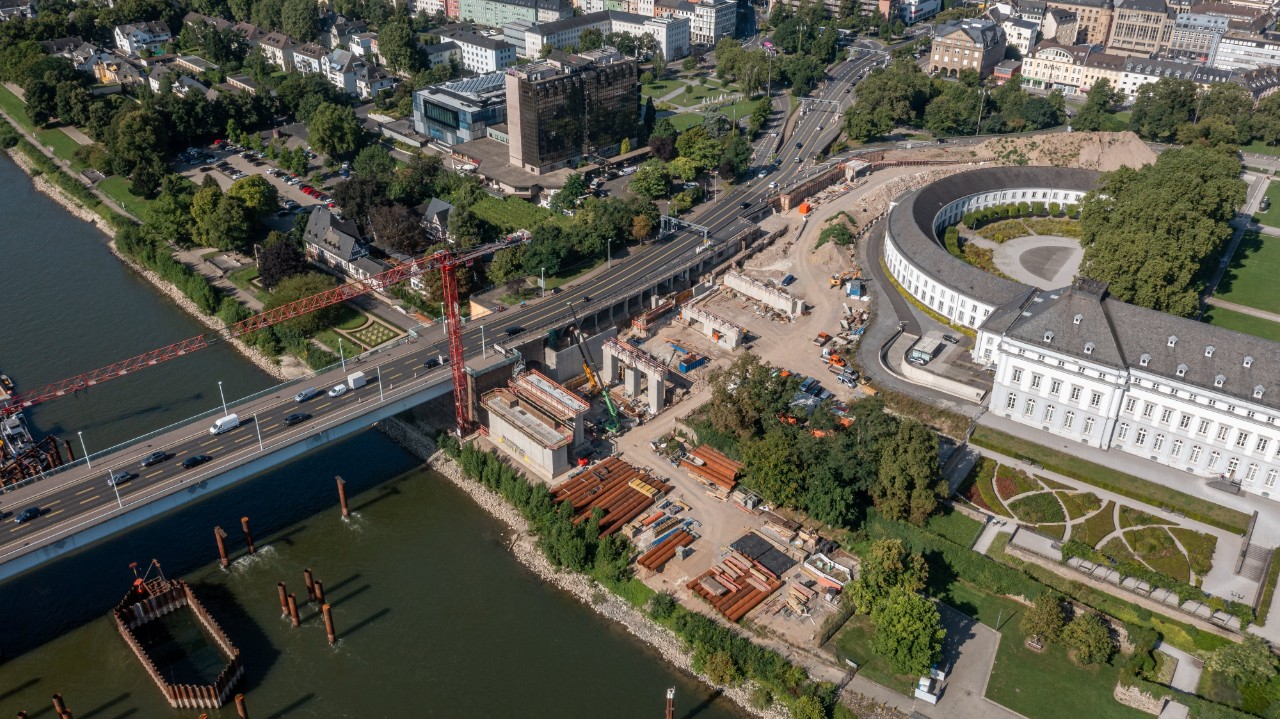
[962,458,1218,585]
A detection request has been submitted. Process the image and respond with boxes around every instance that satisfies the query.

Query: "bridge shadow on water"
[0,430,419,664]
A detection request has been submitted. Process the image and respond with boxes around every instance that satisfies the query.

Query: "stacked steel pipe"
[551,458,671,537]
[686,550,784,623]
[636,529,695,571]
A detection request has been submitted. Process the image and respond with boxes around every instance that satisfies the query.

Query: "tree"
[368,203,428,255]
[676,125,722,170]
[1206,635,1277,686]
[1130,77,1197,142]
[353,145,397,181]
[721,133,752,178]
[551,173,588,213]
[264,272,342,336]
[1019,591,1065,643]
[1079,145,1245,316]
[872,419,943,525]
[579,27,604,51]
[307,102,362,159]
[108,107,169,178]
[1074,78,1120,132]
[258,231,307,288]
[1253,93,1280,148]
[332,176,385,227]
[487,245,527,283]
[1062,612,1113,666]
[848,538,928,613]
[631,213,653,241]
[924,81,982,137]
[228,175,279,219]
[281,0,319,41]
[651,48,666,79]
[870,587,945,676]
[701,650,742,686]
[741,427,806,507]
[842,60,933,142]
[682,56,698,72]
[619,137,631,155]
[629,159,671,199]
[191,188,252,252]
[377,13,418,72]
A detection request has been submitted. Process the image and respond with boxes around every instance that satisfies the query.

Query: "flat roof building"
[413,71,508,146]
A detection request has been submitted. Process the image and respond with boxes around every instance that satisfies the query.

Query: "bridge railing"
[1,324,438,494]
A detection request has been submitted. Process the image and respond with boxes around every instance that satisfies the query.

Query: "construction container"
[678,354,708,372]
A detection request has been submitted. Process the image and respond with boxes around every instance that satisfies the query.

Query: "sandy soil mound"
[877,131,1155,172]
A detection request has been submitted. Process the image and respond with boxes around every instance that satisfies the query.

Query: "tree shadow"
[1213,228,1263,296]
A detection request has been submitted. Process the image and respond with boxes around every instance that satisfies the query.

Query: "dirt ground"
[880,131,1157,172]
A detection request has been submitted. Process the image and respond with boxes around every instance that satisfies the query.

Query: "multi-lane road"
[0,47,881,564]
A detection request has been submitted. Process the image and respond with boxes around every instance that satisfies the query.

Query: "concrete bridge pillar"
[648,373,665,413]
[602,346,621,384]
[625,367,643,397]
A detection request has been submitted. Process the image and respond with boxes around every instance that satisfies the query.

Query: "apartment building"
[1021,40,1234,97]
[655,0,735,45]
[1045,0,1114,44]
[929,18,1007,77]
[260,32,295,71]
[1166,12,1228,62]
[458,0,574,27]
[443,30,517,71]
[519,10,690,58]
[1106,0,1172,57]
[113,21,172,56]
[1003,17,1040,55]
[1042,8,1081,43]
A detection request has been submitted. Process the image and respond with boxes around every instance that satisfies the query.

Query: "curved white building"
[886,166,1280,499]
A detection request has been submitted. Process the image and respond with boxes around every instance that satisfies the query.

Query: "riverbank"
[375,416,786,719]
[1,147,301,382]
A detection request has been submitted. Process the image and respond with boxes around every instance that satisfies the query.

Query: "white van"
[210,414,240,435]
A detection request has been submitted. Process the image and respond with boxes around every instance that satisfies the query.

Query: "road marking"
[79,495,100,505]
[173,450,187,458]
[235,435,253,443]
[146,470,163,478]
[75,485,97,496]
[315,401,332,410]
[387,372,402,380]
[44,500,60,507]
[47,509,63,518]
[200,438,218,447]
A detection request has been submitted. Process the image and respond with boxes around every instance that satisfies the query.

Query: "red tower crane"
[3,233,531,437]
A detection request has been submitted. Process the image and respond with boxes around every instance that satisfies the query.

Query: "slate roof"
[1002,279,1280,411]
[887,166,1100,310]
[304,207,365,261]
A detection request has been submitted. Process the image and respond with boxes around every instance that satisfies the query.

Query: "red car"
[327,202,337,208]
[300,185,313,192]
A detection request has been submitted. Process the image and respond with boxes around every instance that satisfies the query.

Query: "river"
[0,157,744,718]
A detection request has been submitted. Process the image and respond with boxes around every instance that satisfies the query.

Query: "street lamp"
[339,337,346,372]
[108,473,123,508]
[254,412,264,451]
[607,238,612,269]
[541,267,545,298]
[481,324,487,357]
[217,381,229,417]
[78,430,91,469]
[377,364,385,402]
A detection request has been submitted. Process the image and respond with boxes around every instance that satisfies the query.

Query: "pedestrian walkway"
[1155,641,1203,693]
[1203,296,1280,324]
[973,520,1010,555]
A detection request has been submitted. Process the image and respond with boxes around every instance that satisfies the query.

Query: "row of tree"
[1079,75,1280,150]
[1078,144,1246,317]
[699,354,946,529]
[842,61,1064,141]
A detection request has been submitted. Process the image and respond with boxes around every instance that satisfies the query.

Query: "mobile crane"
[567,303,621,433]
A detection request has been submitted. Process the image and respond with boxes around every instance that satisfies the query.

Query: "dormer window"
[1073,314,1083,325]
[1245,356,1254,368]
[1255,385,1266,399]
[1084,342,1095,355]
[1206,346,1215,358]
[1215,374,1225,388]
[1139,353,1150,367]
[1168,336,1178,347]
[1044,331,1054,343]
[1176,364,1188,377]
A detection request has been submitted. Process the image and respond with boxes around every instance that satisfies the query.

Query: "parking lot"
[176,143,340,228]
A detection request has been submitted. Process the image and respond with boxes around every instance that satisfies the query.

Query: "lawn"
[36,128,85,170]
[1203,305,1280,343]
[98,176,152,218]
[1099,536,1139,564]
[639,79,685,98]
[227,266,259,291]
[1242,139,1280,157]
[667,81,739,108]
[924,506,984,548]
[333,305,367,331]
[830,615,916,694]
[709,97,761,124]
[1008,493,1066,524]
[0,85,33,131]
[668,113,703,131]
[1215,230,1280,314]
[472,194,564,233]
[942,579,1023,629]
[987,610,1150,719]
[970,426,1251,534]
[1255,185,1280,228]
[1118,506,1163,529]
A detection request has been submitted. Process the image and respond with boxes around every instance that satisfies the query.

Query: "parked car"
[284,412,312,427]
[942,334,960,344]
[139,450,170,468]
[328,384,348,398]
[294,387,320,403]
[13,506,41,524]
[181,454,212,469]
[107,469,136,487]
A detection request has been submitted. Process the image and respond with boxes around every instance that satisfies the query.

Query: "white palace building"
[885,166,1280,499]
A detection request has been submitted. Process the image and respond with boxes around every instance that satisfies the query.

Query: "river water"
[0,157,744,718]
